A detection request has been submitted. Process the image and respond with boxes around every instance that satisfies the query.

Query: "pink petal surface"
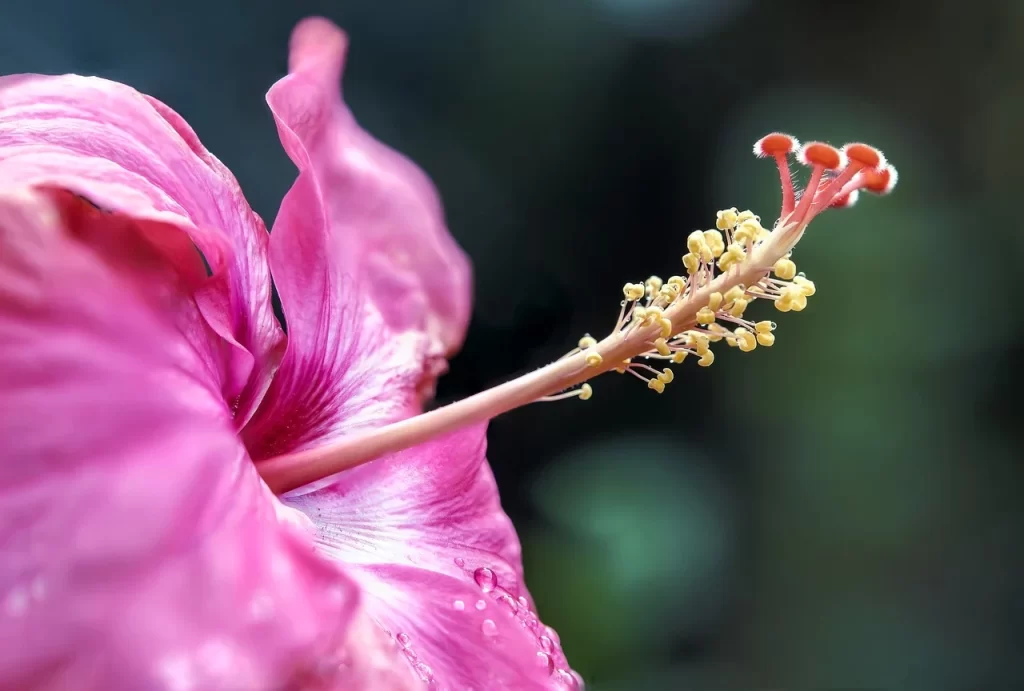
[241,17,472,463]
[0,75,282,419]
[0,189,356,690]
[274,17,471,357]
[283,426,577,690]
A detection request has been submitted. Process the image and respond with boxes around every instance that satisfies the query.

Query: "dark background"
[4,0,1022,687]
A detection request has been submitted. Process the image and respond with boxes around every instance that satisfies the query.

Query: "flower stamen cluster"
[553,132,897,400]
[257,132,899,494]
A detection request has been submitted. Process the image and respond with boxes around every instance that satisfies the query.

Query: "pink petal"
[273,17,471,357]
[283,426,578,689]
[0,74,283,420]
[0,189,357,690]
[243,17,472,460]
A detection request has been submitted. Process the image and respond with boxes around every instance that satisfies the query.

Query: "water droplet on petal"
[396,633,411,647]
[524,612,539,631]
[454,557,465,568]
[473,567,497,593]
[554,669,580,689]
[481,619,498,637]
[517,596,529,609]
[491,587,518,615]
[475,599,487,611]
[544,625,562,646]
[539,635,554,653]
[536,651,555,674]
[453,599,465,611]
[414,661,434,682]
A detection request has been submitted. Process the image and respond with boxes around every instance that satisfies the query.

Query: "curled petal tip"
[289,17,349,77]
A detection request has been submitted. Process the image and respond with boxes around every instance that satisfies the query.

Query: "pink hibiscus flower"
[0,17,578,691]
[0,13,898,691]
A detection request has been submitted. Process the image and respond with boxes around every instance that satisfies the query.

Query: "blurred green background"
[4,0,1022,687]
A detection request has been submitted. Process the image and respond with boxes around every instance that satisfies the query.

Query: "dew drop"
[481,619,498,637]
[454,557,465,568]
[475,599,487,611]
[414,661,433,682]
[539,635,554,653]
[517,596,529,609]
[536,651,554,674]
[396,633,411,647]
[473,567,496,593]
[524,612,539,631]
[492,587,518,615]
[554,669,580,690]
[544,625,562,646]
[453,599,465,611]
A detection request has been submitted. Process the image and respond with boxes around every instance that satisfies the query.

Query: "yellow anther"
[794,275,816,296]
[623,283,646,301]
[736,209,758,223]
[647,378,666,393]
[585,352,604,367]
[671,350,688,364]
[708,291,723,311]
[734,220,762,245]
[725,335,738,347]
[659,284,680,301]
[579,383,593,400]
[699,245,713,263]
[686,231,707,255]
[632,306,648,321]
[717,253,737,272]
[643,305,663,326]
[773,258,797,280]
[654,338,672,356]
[774,296,793,312]
[578,335,597,349]
[658,317,673,339]
[698,350,715,367]
[645,276,663,297]
[682,252,700,274]
[703,230,725,258]
[747,285,767,300]
[696,306,716,325]
[717,244,746,271]
[779,285,806,311]
[756,332,776,347]
[735,327,757,352]
[755,320,775,334]
[723,285,746,304]
[667,276,686,293]
[728,298,749,318]
[688,332,710,356]
[706,323,727,342]
[614,358,632,373]
[715,208,738,230]
[658,368,674,384]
